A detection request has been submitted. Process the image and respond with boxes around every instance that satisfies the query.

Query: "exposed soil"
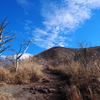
[0,66,68,100]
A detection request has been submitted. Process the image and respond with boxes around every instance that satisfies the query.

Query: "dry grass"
[48,60,100,100]
[0,82,7,86]
[0,57,43,84]
[0,92,16,100]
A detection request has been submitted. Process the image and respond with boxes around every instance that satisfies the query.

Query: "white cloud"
[67,0,100,9]
[16,0,29,6]
[17,0,28,5]
[32,0,100,49]
[24,20,33,31]
[24,26,31,30]
[16,0,33,9]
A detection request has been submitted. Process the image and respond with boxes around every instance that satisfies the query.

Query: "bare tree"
[5,40,32,71]
[0,18,32,71]
[0,18,15,56]
[74,41,93,67]
[5,54,16,66]
[15,40,32,71]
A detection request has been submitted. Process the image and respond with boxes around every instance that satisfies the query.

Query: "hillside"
[0,46,100,100]
[32,46,100,66]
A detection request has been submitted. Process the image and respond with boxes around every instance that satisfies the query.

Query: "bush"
[0,62,43,84]
[48,61,100,100]
[0,92,16,100]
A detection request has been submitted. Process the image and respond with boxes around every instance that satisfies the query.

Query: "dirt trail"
[0,66,68,100]
[23,66,68,100]
[40,66,67,100]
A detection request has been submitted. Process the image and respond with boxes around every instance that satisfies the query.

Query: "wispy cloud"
[16,0,33,9]
[32,0,100,49]
[24,20,33,30]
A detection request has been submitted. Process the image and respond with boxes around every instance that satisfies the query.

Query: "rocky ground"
[0,66,68,100]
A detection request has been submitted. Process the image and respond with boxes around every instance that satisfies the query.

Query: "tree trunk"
[15,59,19,72]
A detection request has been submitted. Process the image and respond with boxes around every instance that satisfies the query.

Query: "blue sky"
[0,0,100,55]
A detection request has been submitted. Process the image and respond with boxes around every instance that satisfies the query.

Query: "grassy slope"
[0,56,43,84]
[0,46,100,100]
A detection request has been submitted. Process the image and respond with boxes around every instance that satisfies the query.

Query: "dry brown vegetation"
[0,92,16,100]
[48,60,100,100]
[0,46,100,100]
[0,57,43,84]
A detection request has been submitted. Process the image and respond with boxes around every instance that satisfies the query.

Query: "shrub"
[48,61,100,100]
[0,62,43,84]
[0,92,16,100]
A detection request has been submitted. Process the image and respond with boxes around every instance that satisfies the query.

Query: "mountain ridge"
[31,46,100,66]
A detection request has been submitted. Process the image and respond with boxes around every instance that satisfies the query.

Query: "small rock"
[37,88,48,93]
[27,88,30,90]
[48,88,55,93]
[42,78,50,83]
[28,86,36,90]
[31,91,36,94]
[29,90,32,93]
[23,88,26,91]
[30,87,34,90]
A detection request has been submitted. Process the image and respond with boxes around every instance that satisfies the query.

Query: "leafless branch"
[0,18,15,56]
[15,39,32,71]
